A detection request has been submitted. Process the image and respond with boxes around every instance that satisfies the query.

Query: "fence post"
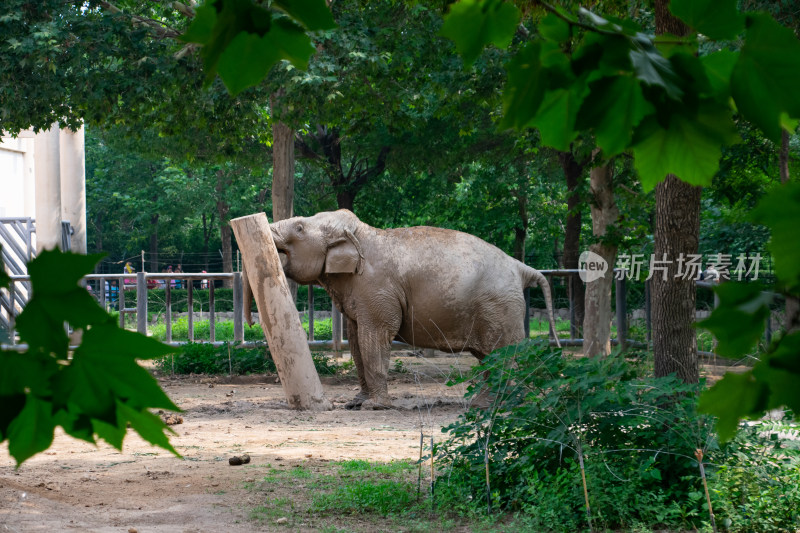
[136,272,147,335]
[187,280,194,342]
[308,285,315,342]
[615,277,627,350]
[233,272,244,343]
[209,281,216,343]
[165,280,172,343]
[99,277,106,310]
[332,304,342,352]
[119,279,126,329]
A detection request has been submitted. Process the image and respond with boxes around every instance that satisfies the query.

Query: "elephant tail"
[523,266,561,349]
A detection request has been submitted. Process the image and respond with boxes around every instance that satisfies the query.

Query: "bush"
[154,342,275,375]
[434,341,800,531]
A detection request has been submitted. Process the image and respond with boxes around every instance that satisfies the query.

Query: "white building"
[0,124,87,262]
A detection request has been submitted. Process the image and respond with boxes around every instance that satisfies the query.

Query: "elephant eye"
[296,223,304,234]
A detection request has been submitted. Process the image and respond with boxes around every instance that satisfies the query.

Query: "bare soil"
[0,352,479,533]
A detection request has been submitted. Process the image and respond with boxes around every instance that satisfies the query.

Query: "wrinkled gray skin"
[269,209,559,410]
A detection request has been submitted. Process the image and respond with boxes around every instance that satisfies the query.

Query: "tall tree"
[651,0,700,383]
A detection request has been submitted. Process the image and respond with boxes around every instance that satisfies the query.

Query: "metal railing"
[2,268,775,359]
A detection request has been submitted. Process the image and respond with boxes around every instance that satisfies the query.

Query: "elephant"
[262,209,559,410]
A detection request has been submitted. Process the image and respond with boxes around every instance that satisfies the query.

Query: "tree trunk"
[652,1,700,383]
[560,151,586,334]
[780,129,800,331]
[149,213,159,273]
[270,105,297,303]
[336,190,356,212]
[231,213,332,411]
[583,160,618,357]
[271,95,295,222]
[215,170,233,288]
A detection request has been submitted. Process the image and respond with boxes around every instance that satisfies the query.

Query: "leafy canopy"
[439,0,800,190]
[0,250,181,465]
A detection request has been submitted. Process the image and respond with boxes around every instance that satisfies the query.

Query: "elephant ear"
[325,240,360,274]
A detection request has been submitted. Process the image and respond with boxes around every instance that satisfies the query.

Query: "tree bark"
[269,94,297,306]
[583,160,618,357]
[652,1,700,383]
[216,172,232,288]
[231,213,332,411]
[560,150,586,334]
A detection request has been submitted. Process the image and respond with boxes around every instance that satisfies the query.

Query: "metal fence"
[1,269,780,358]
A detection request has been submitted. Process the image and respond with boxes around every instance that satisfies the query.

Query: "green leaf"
[632,101,737,190]
[217,17,315,96]
[273,0,336,31]
[697,283,770,358]
[117,402,179,457]
[539,12,570,43]
[57,323,179,420]
[669,0,744,41]
[700,50,738,99]
[750,182,800,291]
[27,249,104,295]
[0,394,25,442]
[499,42,545,130]
[629,45,682,100]
[731,13,800,141]
[6,395,56,466]
[699,371,767,442]
[576,75,654,157]
[0,351,58,396]
[440,0,520,67]
[92,417,126,450]
[528,83,589,151]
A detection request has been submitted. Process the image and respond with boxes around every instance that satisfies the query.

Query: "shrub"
[151,317,332,342]
[154,342,275,375]
[434,341,800,531]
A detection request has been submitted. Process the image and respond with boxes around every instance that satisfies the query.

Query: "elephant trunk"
[526,267,561,349]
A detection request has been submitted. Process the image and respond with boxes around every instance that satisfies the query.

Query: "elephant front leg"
[356,320,394,410]
[345,319,370,410]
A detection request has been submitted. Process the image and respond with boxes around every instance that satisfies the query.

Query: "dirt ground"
[0,352,480,533]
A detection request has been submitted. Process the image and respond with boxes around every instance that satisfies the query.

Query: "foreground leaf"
[731,14,800,141]
[6,396,56,466]
[699,371,767,442]
[669,0,744,41]
[440,0,520,67]
[698,283,770,358]
[750,182,800,291]
[499,42,545,130]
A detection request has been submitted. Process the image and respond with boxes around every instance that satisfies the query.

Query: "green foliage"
[441,1,800,190]
[181,0,335,95]
[0,250,180,466]
[699,183,800,441]
[435,341,713,529]
[153,342,275,375]
[312,480,416,516]
[439,0,520,67]
[436,341,800,531]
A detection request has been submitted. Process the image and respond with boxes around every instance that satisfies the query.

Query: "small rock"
[241,454,251,464]
[229,456,243,466]
[245,477,255,483]
[276,517,288,524]
[128,528,138,533]
[304,454,312,458]
[208,384,215,388]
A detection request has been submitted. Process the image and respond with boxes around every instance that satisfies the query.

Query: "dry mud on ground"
[0,353,479,533]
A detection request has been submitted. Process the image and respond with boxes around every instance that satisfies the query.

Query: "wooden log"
[231,213,331,411]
